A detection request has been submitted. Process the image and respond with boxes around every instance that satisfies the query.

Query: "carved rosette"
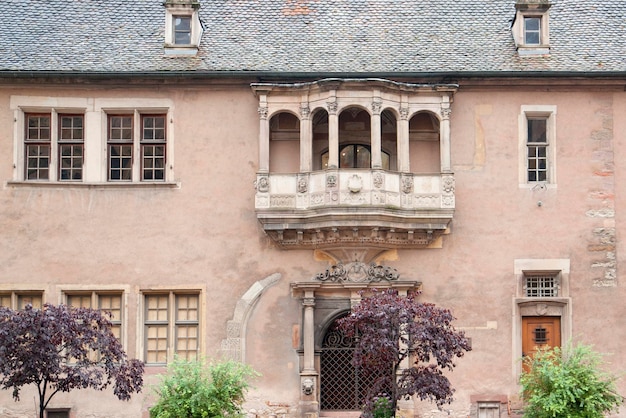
[442,175,455,194]
[315,262,400,283]
[257,106,268,120]
[326,174,337,188]
[297,175,308,194]
[256,176,269,192]
[401,175,413,194]
[373,172,384,189]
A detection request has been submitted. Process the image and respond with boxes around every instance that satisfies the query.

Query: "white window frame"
[9,96,176,186]
[164,2,203,55]
[518,105,557,188]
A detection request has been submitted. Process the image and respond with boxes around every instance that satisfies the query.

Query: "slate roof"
[0,0,624,76]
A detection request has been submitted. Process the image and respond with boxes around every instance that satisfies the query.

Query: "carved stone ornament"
[536,303,548,316]
[442,175,455,194]
[326,174,337,188]
[401,175,413,194]
[297,176,308,193]
[371,99,382,115]
[315,262,400,283]
[256,176,269,192]
[326,100,338,115]
[302,378,315,395]
[257,106,268,120]
[441,107,452,120]
[300,104,310,119]
[348,174,363,193]
[373,172,384,188]
[400,106,409,120]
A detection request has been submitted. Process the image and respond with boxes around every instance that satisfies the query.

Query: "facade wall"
[0,81,625,417]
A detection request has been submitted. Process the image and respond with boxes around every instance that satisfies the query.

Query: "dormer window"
[164,0,203,55]
[512,0,551,55]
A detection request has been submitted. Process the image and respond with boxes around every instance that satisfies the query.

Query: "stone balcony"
[255,169,455,250]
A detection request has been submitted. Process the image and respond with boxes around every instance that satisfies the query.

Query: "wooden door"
[522,316,561,370]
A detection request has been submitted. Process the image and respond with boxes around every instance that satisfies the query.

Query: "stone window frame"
[511,1,551,55]
[518,105,557,188]
[164,0,203,55]
[512,259,571,378]
[9,96,177,187]
[0,290,44,309]
[139,288,205,365]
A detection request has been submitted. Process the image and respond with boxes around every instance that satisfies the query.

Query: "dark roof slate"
[0,0,624,75]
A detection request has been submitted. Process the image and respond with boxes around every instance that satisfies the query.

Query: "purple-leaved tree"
[0,303,144,418]
[337,289,471,416]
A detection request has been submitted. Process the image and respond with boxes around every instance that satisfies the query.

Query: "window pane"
[175,325,198,360]
[355,145,370,168]
[524,17,541,44]
[26,145,50,180]
[146,325,168,363]
[17,294,42,309]
[142,145,165,181]
[99,295,122,322]
[109,145,133,181]
[109,116,133,142]
[528,119,547,142]
[59,144,83,181]
[174,16,191,44]
[26,115,51,140]
[340,145,355,168]
[146,295,169,322]
[59,115,84,141]
[0,295,11,307]
[176,295,199,322]
[67,295,92,308]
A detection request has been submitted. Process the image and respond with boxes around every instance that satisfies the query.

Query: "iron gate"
[320,323,389,411]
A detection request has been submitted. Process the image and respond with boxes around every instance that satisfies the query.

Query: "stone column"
[302,292,316,372]
[258,96,270,173]
[299,291,319,416]
[398,106,410,173]
[300,103,312,172]
[440,98,452,173]
[327,96,339,169]
[371,97,383,169]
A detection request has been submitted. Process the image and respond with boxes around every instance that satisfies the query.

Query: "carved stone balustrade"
[255,169,455,249]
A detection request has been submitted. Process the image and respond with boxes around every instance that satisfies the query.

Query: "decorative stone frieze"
[314,262,400,283]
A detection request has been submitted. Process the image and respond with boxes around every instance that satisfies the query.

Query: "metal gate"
[320,321,389,411]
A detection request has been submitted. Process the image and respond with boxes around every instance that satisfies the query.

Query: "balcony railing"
[255,169,455,250]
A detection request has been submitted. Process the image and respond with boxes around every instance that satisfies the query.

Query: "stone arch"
[219,273,281,362]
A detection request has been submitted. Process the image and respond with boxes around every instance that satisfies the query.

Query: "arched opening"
[409,111,440,173]
[269,111,300,173]
[320,313,390,412]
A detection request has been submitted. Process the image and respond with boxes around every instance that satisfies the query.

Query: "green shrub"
[150,357,259,418]
[520,343,622,418]
[371,396,394,418]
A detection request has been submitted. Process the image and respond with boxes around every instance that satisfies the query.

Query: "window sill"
[164,45,199,56]
[6,181,181,189]
[517,46,550,56]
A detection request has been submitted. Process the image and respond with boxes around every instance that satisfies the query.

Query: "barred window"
[524,273,559,297]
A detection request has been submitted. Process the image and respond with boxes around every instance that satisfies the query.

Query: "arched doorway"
[320,315,390,412]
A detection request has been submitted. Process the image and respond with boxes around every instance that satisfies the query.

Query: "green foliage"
[372,396,394,418]
[520,343,623,418]
[150,357,259,418]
